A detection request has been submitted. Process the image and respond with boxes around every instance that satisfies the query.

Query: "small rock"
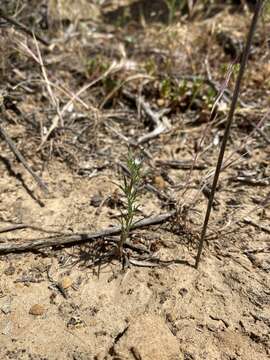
[1,303,11,315]
[67,315,86,329]
[157,98,165,107]
[184,352,195,360]
[59,276,73,290]
[179,288,188,297]
[4,265,15,276]
[153,176,166,190]
[90,194,103,207]
[29,304,46,316]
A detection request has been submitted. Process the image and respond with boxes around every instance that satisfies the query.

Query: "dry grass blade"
[32,35,60,113]
[16,38,63,146]
[38,60,124,149]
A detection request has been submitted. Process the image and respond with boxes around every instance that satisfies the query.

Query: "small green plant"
[187,78,203,110]
[264,1,270,18]
[117,151,142,263]
[144,58,158,76]
[160,77,185,101]
[165,0,180,23]
[85,55,110,78]
[202,86,216,109]
[159,77,207,109]
[165,0,187,23]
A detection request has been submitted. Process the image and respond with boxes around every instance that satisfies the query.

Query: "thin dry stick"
[0,223,66,235]
[0,122,48,192]
[0,211,175,254]
[122,89,169,144]
[195,0,265,269]
[242,218,270,234]
[0,9,49,46]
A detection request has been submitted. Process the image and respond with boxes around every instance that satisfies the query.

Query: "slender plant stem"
[195,0,265,269]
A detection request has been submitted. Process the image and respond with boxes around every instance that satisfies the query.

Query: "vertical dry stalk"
[195,0,265,269]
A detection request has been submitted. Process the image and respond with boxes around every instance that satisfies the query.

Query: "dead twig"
[123,89,170,144]
[144,183,172,202]
[187,105,270,210]
[129,257,190,267]
[0,9,49,46]
[243,218,270,234]
[156,159,207,170]
[105,124,153,160]
[0,122,48,192]
[100,74,153,109]
[243,247,270,254]
[17,38,63,144]
[0,224,26,234]
[0,223,66,235]
[0,211,175,254]
[232,176,269,186]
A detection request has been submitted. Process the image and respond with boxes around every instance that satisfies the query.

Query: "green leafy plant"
[144,58,158,76]
[159,77,207,109]
[85,55,110,78]
[202,86,216,109]
[117,151,142,262]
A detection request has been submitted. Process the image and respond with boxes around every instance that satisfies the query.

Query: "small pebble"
[59,276,73,290]
[29,304,46,316]
[1,303,11,315]
[4,266,15,276]
[153,176,166,190]
[157,98,165,107]
[90,194,103,207]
